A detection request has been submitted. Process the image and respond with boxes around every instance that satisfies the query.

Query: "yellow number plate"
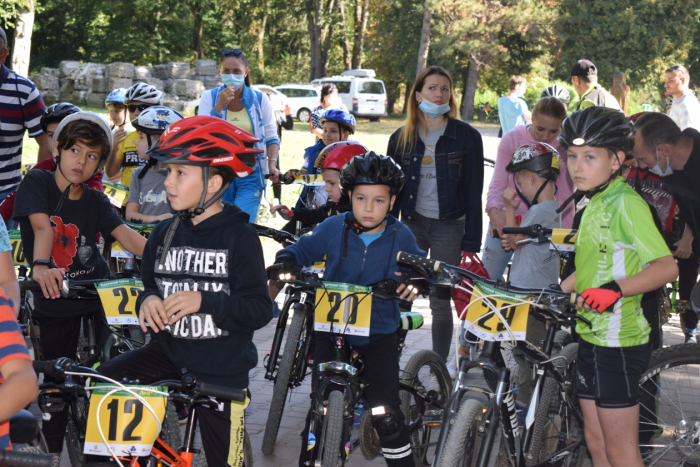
[8,230,27,266]
[21,163,35,177]
[111,241,135,259]
[83,383,166,457]
[96,278,143,325]
[293,174,325,186]
[103,181,129,208]
[549,229,577,252]
[462,281,531,341]
[314,282,372,336]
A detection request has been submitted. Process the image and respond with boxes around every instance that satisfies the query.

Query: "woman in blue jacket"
[198,48,280,222]
[386,65,484,364]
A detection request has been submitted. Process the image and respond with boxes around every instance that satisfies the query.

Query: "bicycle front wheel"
[321,390,347,467]
[638,343,700,466]
[435,399,484,467]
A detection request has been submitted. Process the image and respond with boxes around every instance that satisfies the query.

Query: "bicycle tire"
[638,343,700,466]
[435,398,484,467]
[525,342,585,467]
[66,398,90,467]
[400,349,452,466]
[321,390,346,467]
[262,306,307,455]
[194,430,253,467]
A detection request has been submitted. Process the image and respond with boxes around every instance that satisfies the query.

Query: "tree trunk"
[10,0,34,77]
[415,3,431,78]
[461,56,480,121]
[308,10,320,80]
[402,81,413,115]
[338,0,352,70]
[187,1,207,60]
[320,0,337,76]
[351,0,369,69]
[257,4,267,83]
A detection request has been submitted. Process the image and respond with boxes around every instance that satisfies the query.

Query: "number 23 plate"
[462,281,531,341]
[314,282,372,336]
[83,383,166,457]
[96,278,143,325]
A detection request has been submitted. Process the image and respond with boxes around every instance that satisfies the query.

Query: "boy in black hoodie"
[98,116,273,467]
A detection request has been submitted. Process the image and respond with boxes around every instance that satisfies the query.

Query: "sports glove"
[580,281,622,313]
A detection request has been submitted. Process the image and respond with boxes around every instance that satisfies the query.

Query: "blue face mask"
[649,150,673,177]
[418,93,450,118]
[222,74,246,90]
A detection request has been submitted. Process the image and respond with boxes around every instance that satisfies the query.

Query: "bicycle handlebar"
[252,223,299,246]
[197,382,246,402]
[501,224,552,238]
[0,449,53,467]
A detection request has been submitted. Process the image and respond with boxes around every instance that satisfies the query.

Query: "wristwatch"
[32,259,52,268]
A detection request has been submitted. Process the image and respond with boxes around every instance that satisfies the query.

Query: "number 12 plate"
[96,278,144,325]
[314,282,372,336]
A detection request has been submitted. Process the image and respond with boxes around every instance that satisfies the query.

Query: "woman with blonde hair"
[387,65,484,367]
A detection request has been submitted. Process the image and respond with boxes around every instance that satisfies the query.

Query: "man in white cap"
[0,26,51,203]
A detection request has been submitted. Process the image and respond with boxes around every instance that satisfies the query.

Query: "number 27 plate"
[96,278,143,325]
[462,281,531,341]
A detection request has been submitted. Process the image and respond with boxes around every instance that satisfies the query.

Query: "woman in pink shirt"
[483,97,574,279]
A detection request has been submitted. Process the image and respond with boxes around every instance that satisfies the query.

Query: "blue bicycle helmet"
[41,103,81,133]
[105,88,128,105]
[321,109,356,135]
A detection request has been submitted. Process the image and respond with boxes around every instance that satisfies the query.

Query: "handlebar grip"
[197,382,247,402]
[0,449,53,467]
[32,360,62,380]
[18,280,42,292]
[396,252,440,272]
[501,226,531,235]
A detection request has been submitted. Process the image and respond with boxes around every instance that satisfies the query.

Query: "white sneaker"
[52,456,61,467]
[429,374,441,393]
[446,354,458,380]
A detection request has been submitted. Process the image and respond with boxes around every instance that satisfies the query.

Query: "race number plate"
[314,282,372,336]
[103,181,129,208]
[8,230,27,266]
[462,281,531,341]
[293,174,325,187]
[96,278,143,325]
[21,163,35,177]
[83,383,166,457]
[111,241,135,259]
[548,229,577,252]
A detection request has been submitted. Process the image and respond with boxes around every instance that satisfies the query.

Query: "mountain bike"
[33,358,252,467]
[395,251,589,467]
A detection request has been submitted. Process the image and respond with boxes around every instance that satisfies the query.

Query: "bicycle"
[33,358,252,467]
[263,266,451,466]
[395,251,589,467]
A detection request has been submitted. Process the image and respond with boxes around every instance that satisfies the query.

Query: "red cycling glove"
[580,281,622,313]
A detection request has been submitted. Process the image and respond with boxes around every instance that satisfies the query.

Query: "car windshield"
[359,81,385,94]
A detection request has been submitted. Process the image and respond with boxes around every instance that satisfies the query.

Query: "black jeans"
[299,332,413,467]
[677,254,700,330]
[98,341,249,467]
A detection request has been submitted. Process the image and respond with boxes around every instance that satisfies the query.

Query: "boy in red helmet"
[98,116,273,467]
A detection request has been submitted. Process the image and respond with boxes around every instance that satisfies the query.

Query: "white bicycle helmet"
[125,82,163,105]
[132,106,184,135]
[541,85,570,105]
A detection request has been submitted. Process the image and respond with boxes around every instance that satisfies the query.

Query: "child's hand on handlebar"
[395,271,419,302]
[32,267,65,299]
[271,205,294,221]
[500,234,511,251]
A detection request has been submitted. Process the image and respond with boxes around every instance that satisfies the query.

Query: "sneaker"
[52,456,61,467]
[176,403,189,424]
[686,329,697,344]
[429,374,441,393]
[446,354,458,380]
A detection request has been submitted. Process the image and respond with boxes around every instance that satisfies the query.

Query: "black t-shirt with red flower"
[13,169,123,316]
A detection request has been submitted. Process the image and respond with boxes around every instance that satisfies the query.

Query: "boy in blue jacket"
[275,152,424,467]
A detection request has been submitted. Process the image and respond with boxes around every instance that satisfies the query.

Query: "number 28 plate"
[96,279,143,325]
[314,282,372,336]
[462,281,531,341]
[83,383,166,457]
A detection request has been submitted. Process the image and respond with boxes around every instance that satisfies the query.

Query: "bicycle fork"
[475,368,520,467]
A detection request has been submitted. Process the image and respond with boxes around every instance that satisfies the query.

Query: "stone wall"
[30,60,222,112]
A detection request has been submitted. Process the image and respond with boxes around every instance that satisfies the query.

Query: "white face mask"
[649,149,673,177]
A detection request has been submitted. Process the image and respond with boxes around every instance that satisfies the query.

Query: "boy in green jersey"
[559,107,678,467]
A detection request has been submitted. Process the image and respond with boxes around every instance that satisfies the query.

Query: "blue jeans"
[481,222,513,281]
[221,167,264,223]
[402,212,463,362]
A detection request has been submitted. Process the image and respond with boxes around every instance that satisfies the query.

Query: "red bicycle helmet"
[314,141,368,170]
[146,116,263,178]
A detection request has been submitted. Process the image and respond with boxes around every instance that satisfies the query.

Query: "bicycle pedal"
[423,409,443,427]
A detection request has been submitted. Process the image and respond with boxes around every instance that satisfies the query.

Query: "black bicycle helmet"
[340,151,404,195]
[541,85,570,105]
[321,109,356,135]
[41,103,81,133]
[558,106,634,154]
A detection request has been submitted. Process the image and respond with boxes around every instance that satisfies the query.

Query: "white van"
[311,69,388,121]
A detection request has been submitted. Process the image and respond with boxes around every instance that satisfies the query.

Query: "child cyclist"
[12,112,147,465]
[274,152,424,467]
[558,107,678,467]
[97,116,273,467]
[105,87,129,133]
[125,106,184,223]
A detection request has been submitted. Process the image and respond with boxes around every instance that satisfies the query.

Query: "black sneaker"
[176,403,189,424]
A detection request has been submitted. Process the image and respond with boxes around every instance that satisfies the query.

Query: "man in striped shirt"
[0,26,51,202]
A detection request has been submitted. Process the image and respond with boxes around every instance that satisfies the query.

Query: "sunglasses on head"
[128,104,150,113]
[222,48,245,57]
